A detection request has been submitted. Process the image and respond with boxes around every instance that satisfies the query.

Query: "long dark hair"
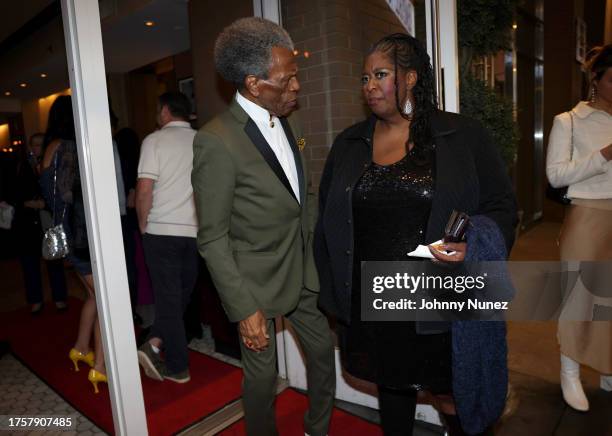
[43,95,75,153]
[368,33,438,159]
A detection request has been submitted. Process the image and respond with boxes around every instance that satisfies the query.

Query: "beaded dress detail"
[339,149,453,392]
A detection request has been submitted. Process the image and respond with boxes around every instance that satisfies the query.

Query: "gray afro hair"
[214,17,294,88]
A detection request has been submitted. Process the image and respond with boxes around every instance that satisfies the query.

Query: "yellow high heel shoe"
[88,369,107,394]
[68,348,95,371]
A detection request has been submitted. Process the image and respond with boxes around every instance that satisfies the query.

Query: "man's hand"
[239,310,269,352]
[428,242,467,263]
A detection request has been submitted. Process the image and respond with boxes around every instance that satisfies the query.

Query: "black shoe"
[137,342,165,381]
[162,368,190,384]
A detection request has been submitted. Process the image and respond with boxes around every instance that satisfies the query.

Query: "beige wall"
[0,124,9,149]
[21,89,71,141]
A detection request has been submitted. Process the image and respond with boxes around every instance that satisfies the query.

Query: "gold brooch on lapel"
[297,137,306,151]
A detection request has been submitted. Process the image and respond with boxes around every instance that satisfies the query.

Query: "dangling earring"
[403,99,413,116]
[590,84,597,103]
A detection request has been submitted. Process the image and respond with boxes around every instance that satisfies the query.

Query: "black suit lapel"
[280,118,305,204]
[244,118,299,204]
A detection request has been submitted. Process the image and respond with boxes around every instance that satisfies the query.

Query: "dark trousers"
[240,289,336,436]
[20,255,67,305]
[378,386,417,436]
[142,233,199,373]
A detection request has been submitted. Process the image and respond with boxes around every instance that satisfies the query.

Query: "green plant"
[457,0,519,166]
[458,0,517,78]
[460,75,519,165]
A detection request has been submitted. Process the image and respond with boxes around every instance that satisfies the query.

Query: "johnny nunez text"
[372,298,509,311]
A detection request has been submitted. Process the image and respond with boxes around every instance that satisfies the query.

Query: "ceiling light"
[145,21,155,27]
[512,24,517,29]
[4,91,10,96]
[40,73,47,78]
[19,83,27,88]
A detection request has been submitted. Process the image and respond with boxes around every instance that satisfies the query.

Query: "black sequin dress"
[338,150,453,392]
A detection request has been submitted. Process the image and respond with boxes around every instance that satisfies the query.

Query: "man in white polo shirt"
[135,92,198,383]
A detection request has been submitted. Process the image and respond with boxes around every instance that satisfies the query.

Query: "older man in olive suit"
[191,18,335,436]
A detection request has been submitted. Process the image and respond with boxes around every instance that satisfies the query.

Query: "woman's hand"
[428,242,467,263]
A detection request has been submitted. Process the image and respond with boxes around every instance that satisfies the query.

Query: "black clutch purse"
[443,210,470,243]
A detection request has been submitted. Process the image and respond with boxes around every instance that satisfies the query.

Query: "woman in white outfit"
[546,44,612,411]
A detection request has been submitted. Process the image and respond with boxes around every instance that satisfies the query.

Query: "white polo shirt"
[137,121,198,237]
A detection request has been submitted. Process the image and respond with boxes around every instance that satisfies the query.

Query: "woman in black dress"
[315,34,517,435]
[14,133,68,313]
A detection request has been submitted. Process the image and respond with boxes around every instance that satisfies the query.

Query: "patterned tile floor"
[0,324,239,436]
[0,353,106,436]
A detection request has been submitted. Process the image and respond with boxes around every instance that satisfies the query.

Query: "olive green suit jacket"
[192,99,319,322]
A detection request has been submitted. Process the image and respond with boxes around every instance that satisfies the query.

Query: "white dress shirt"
[236,92,301,203]
[546,101,612,199]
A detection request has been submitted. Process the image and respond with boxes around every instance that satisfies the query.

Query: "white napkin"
[407,239,456,259]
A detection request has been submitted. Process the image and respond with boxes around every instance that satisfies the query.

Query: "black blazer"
[314,111,518,332]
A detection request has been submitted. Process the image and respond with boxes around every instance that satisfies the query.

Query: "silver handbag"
[42,152,69,260]
[42,223,70,260]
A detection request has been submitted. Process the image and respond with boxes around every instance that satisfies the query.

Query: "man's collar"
[162,120,191,129]
[235,91,275,125]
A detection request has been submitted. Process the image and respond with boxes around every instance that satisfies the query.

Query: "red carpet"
[0,298,242,435]
[220,388,383,436]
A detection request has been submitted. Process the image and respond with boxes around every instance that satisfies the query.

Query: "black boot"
[378,386,417,435]
[441,414,494,436]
